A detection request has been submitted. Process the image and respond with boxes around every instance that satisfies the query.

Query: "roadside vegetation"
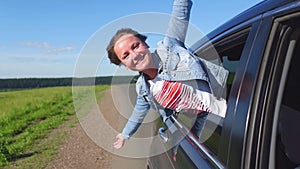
[0,85,108,168]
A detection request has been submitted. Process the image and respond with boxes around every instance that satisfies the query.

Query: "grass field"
[0,85,108,168]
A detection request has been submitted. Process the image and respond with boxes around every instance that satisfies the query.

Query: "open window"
[197,28,250,100]
[173,27,252,159]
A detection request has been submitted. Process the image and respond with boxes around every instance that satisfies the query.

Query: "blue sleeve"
[164,0,193,47]
[122,94,150,139]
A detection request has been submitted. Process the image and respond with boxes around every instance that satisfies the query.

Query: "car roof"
[190,0,295,51]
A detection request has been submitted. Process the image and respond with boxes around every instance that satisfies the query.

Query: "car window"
[274,17,300,169]
[247,12,300,169]
[176,28,251,156]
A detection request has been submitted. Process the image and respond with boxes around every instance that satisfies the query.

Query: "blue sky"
[0,0,262,78]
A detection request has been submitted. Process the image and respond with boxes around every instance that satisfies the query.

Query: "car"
[147,0,300,168]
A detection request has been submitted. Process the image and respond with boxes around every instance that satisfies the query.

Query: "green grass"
[0,87,69,117]
[0,85,109,167]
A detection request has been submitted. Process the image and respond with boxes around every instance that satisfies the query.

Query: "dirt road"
[45,85,157,169]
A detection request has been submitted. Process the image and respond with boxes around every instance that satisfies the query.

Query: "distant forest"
[0,76,138,89]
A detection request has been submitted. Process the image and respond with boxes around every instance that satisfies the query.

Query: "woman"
[106,0,228,150]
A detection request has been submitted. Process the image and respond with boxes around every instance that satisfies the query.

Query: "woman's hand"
[113,133,125,149]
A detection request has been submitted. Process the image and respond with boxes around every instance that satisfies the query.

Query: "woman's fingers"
[113,133,125,149]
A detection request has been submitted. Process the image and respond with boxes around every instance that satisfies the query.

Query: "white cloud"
[21,41,76,55]
[46,45,76,55]
[22,41,52,48]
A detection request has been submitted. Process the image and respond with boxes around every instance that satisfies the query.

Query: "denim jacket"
[122,0,228,139]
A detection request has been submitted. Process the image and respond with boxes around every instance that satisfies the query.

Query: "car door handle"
[158,127,169,143]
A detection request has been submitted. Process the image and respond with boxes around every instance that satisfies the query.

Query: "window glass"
[276,20,300,168]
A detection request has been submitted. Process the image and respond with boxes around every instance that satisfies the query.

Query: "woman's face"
[114,34,154,72]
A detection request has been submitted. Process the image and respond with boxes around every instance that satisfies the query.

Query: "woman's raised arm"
[164,0,193,47]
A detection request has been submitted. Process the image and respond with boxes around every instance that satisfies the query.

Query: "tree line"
[0,76,138,89]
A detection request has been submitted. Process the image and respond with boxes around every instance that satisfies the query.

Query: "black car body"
[147,0,300,168]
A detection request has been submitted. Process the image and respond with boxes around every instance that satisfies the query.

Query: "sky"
[0,0,263,79]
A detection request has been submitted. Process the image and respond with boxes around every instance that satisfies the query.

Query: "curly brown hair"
[106,28,148,65]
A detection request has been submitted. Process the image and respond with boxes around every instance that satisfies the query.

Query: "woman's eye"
[133,42,140,49]
[122,53,129,60]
